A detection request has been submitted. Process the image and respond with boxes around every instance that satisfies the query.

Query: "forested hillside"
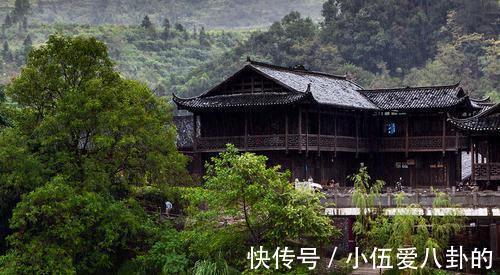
[0,0,324,28]
[177,0,499,99]
[1,19,251,95]
[1,0,499,100]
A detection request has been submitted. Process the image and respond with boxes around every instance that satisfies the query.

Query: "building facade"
[174,59,498,190]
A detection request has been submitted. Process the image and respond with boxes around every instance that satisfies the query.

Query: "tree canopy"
[0,34,188,273]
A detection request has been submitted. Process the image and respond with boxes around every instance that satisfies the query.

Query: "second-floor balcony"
[195,134,468,153]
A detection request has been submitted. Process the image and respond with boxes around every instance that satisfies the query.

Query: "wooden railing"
[195,134,468,153]
[474,163,500,181]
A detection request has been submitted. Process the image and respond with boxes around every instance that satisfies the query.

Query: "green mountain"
[0,0,324,28]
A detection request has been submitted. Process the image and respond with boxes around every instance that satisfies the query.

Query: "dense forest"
[0,0,324,28]
[177,0,499,99]
[1,0,498,101]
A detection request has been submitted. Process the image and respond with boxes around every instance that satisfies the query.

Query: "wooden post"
[244,112,248,150]
[317,111,321,156]
[334,112,337,158]
[355,114,359,158]
[471,138,475,184]
[298,107,302,153]
[405,115,409,157]
[285,112,289,153]
[442,116,446,155]
[305,109,309,155]
[487,139,490,183]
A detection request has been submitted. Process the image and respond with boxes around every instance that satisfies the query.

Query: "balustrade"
[474,163,500,181]
[195,134,467,153]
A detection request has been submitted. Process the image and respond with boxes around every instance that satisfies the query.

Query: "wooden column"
[405,115,409,157]
[487,139,490,183]
[355,114,359,158]
[298,107,302,153]
[317,111,321,156]
[471,138,475,184]
[455,151,461,186]
[305,109,309,155]
[285,112,289,153]
[442,116,446,155]
[334,112,337,158]
[244,112,248,150]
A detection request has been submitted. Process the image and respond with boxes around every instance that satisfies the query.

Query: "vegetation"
[349,167,464,274]
[0,0,497,273]
[0,34,339,272]
[0,0,324,28]
[178,0,498,98]
[0,22,251,96]
[0,34,188,273]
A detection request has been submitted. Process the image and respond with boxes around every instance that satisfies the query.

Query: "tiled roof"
[470,96,495,110]
[361,84,468,111]
[249,61,377,109]
[174,60,378,111]
[448,103,500,133]
[173,91,311,112]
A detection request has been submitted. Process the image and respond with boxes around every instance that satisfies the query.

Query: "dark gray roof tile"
[361,84,466,110]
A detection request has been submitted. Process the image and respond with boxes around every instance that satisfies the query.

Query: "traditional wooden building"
[449,103,500,189]
[174,59,496,189]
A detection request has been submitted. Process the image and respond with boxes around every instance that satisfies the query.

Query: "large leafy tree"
[0,34,188,273]
[178,145,338,271]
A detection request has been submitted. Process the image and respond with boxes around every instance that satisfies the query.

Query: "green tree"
[0,179,157,274]
[161,18,171,40]
[2,41,12,62]
[3,14,12,28]
[141,15,153,29]
[141,15,156,37]
[0,34,188,273]
[199,26,210,47]
[179,145,338,271]
[174,22,185,32]
[22,34,32,60]
[13,0,31,22]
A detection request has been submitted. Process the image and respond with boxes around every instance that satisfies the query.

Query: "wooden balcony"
[377,136,468,152]
[474,163,500,181]
[195,134,468,153]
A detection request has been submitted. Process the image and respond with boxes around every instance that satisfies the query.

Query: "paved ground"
[350,264,382,275]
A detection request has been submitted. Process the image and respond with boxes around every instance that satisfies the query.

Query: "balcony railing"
[195,134,468,153]
[474,163,500,181]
